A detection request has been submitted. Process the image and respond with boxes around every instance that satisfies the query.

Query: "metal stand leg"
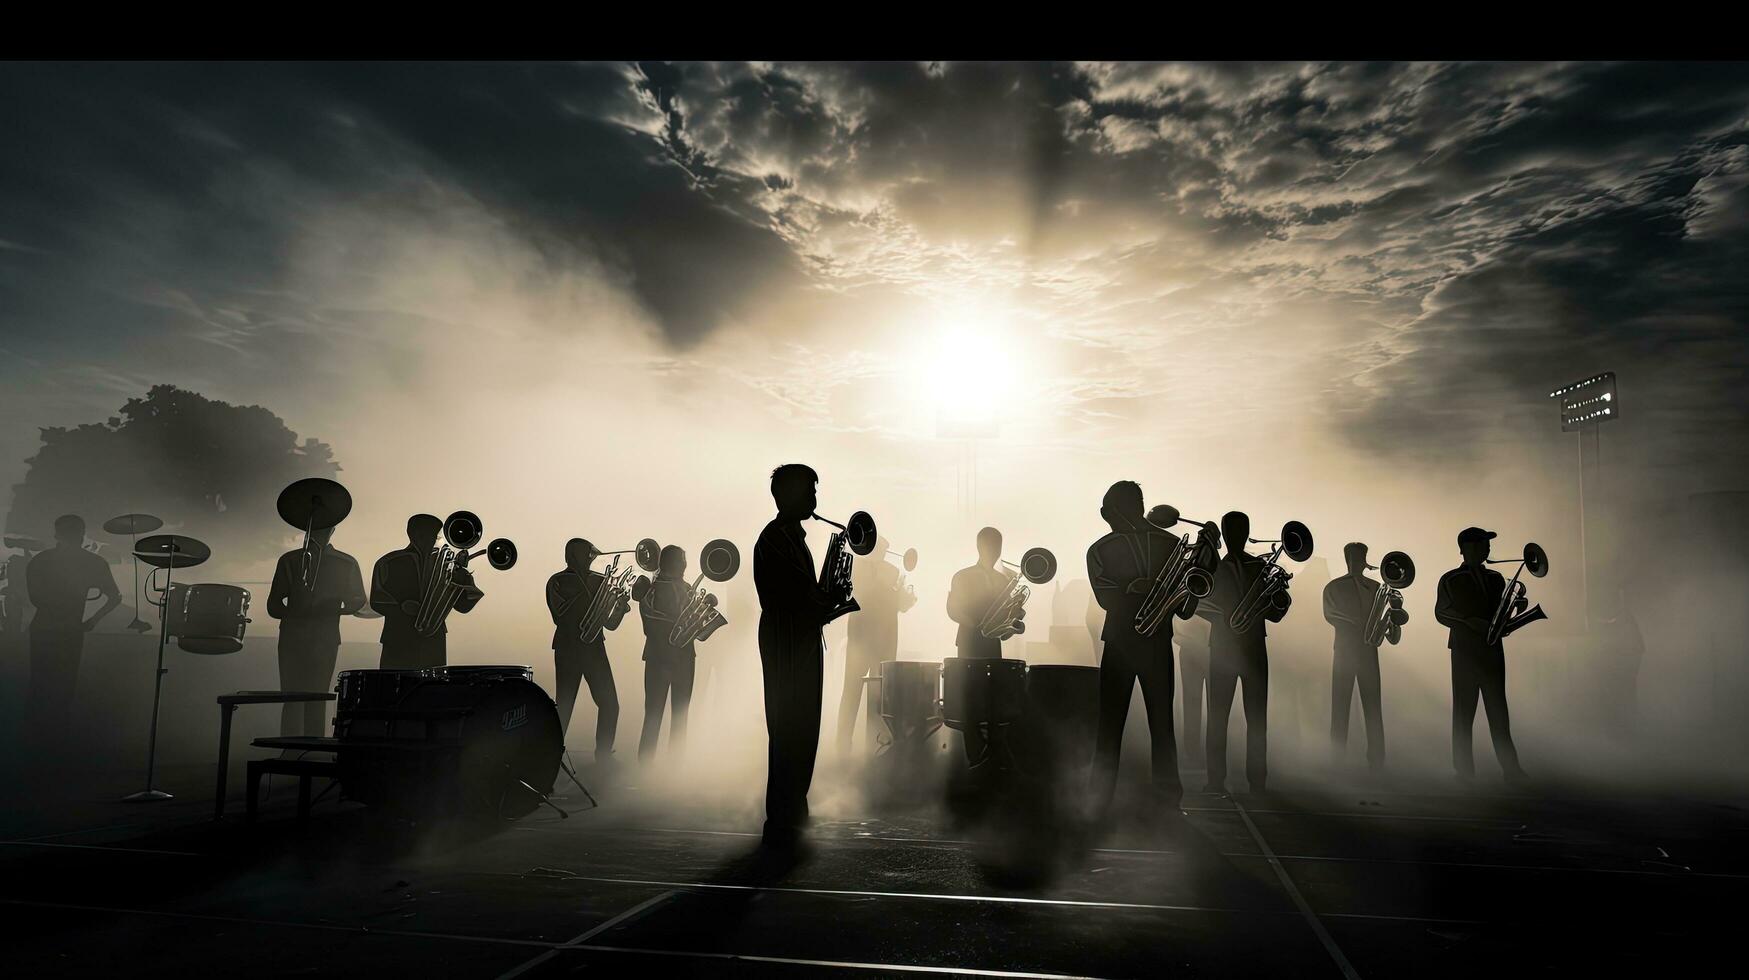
[124,562,173,803]
[213,703,235,819]
[517,780,570,819]
[559,755,599,809]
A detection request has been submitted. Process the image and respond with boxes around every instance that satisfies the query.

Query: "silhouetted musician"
[636,544,697,764]
[1197,511,1287,794]
[946,527,1009,660]
[1322,542,1394,773]
[1433,527,1527,785]
[267,525,365,737]
[369,514,480,669]
[25,515,120,725]
[1087,484,1203,814]
[754,463,841,848]
[837,534,914,756]
[545,538,623,763]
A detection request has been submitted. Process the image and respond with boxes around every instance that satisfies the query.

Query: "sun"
[906,303,1028,437]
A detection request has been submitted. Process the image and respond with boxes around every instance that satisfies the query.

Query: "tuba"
[812,511,877,624]
[276,478,352,590]
[1229,521,1314,634]
[979,548,1057,640]
[1134,507,1219,637]
[578,538,660,644]
[669,539,741,646]
[414,511,517,636]
[1486,543,1549,644]
[1363,551,1415,647]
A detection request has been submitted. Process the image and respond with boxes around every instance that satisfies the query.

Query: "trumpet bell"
[1019,547,1057,585]
[1380,551,1415,589]
[846,511,878,556]
[1281,521,1314,562]
[902,547,918,572]
[635,537,662,572]
[444,511,484,550]
[700,538,741,582]
[1183,565,1213,599]
[485,538,518,571]
[1523,543,1549,578]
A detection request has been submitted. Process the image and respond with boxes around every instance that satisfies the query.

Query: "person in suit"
[836,534,915,756]
[946,527,1011,661]
[545,538,626,763]
[1087,485,1215,814]
[25,515,120,726]
[369,514,481,668]
[1321,542,1399,773]
[1197,511,1289,794]
[753,464,846,848]
[266,525,366,737]
[1433,527,1529,785]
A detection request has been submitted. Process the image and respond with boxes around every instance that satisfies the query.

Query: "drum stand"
[123,561,176,802]
[558,753,599,809]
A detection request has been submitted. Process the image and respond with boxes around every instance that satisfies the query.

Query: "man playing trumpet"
[370,514,482,669]
[1433,527,1529,786]
[635,544,704,765]
[545,538,626,765]
[1321,543,1400,774]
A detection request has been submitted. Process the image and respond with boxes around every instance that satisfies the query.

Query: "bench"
[245,736,342,822]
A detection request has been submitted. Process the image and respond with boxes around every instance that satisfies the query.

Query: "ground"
[2,754,1744,979]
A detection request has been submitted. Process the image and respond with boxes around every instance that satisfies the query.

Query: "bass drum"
[337,666,562,820]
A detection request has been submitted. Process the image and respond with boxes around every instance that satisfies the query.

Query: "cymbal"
[104,513,164,536]
[134,534,210,569]
[277,478,352,532]
[3,535,47,552]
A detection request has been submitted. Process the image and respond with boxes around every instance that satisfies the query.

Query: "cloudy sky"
[3,61,1747,654]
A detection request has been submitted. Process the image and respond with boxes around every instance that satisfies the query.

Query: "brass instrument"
[413,511,516,637]
[1362,551,1415,647]
[1485,543,1549,644]
[886,546,919,606]
[1229,520,1314,634]
[276,478,352,590]
[812,511,877,624]
[669,538,741,646]
[577,538,660,644]
[1135,508,1219,637]
[979,548,1057,640]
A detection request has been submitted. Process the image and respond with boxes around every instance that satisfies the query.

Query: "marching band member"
[1087,484,1210,815]
[836,534,916,756]
[1322,542,1396,773]
[545,538,624,764]
[754,464,844,848]
[1434,527,1529,785]
[1197,511,1289,795]
[267,524,366,738]
[636,544,698,764]
[369,514,481,669]
[946,527,1011,661]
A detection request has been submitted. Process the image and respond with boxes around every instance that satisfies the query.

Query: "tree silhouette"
[5,385,339,569]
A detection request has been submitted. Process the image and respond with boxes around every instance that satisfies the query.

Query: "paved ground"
[2,753,1746,979]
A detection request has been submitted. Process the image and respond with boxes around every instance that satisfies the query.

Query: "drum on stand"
[176,584,252,654]
[875,660,943,750]
[335,666,562,820]
[335,668,433,719]
[941,657,1027,732]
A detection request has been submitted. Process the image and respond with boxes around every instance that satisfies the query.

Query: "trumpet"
[1485,543,1549,644]
[413,511,517,637]
[578,538,659,644]
[1229,520,1313,634]
[669,538,741,646]
[1363,551,1415,647]
[980,548,1057,640]
[812,511,877,624]
[277,478,353,591]
[1135,508,1219,637]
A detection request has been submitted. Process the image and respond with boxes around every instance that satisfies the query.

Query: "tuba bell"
[1363,551,1415,647]
[812,510,877,624]
[1229,520,1313,634]
[1485,542,1549,644]
[980,547,1057,640]
[669,538,741,646]
[413,511,516,637]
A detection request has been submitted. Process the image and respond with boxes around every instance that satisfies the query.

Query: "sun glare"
[908,304,1028,436]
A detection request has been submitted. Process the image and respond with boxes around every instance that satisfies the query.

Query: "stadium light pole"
[1548,372,1619,632]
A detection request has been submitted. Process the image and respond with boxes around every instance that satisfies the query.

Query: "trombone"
[1229,520,1314,633]
[1485,543,1549,644]
[979,548,1057,640]
[669,538,741,646]
[413,511,517,637]
[1135,508,1219,637]
[577,538,660,644]
[1363,551,1415,647]
[811,511,877,623]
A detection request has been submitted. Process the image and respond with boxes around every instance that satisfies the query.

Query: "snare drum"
[335,668,433,717]
[176,584,251,654]
[941,657,1027,732]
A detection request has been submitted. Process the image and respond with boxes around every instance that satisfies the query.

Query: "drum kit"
[123,531,222,802]
[103,513,164,632]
